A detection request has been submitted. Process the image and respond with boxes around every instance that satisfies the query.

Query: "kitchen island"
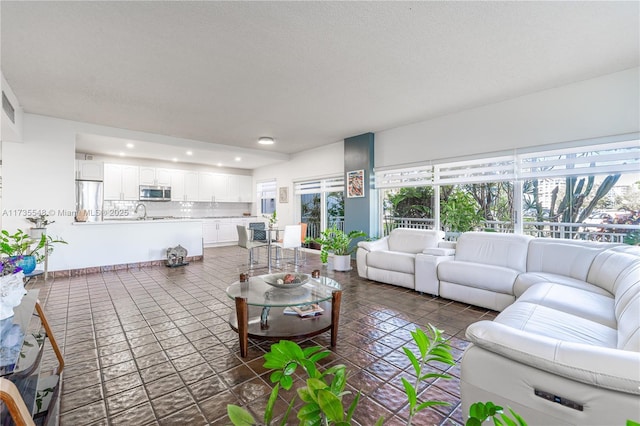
[51,218,204,274]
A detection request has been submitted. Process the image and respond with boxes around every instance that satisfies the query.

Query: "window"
[295,177,344,239]
[375,135,640,242]
[257,180,276,216]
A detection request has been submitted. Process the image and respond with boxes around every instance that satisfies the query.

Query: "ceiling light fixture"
[172,158,178,162]
[258,136,275,145]
[186,151,193,156]
[119,152,125,157]
[126,143,134,149]
[217,162,222,167]
[234,157,241,162]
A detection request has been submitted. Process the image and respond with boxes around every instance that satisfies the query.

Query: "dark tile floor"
[27,246,497,426]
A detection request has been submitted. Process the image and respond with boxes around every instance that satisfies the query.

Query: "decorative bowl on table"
[262,273,310,289]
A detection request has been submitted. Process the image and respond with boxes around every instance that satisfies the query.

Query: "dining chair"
[273,225,302,267]
[237,225,267,267]
[249,222,267,242]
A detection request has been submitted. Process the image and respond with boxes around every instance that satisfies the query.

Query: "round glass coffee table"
[226,274,342,357]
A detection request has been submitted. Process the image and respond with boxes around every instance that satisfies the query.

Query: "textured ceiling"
[1,1,638,168]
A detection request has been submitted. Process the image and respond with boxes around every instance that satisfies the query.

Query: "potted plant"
[307,226,366,271]
[25,214,55,239]
[0,229,67,274]
[264,211,278,229]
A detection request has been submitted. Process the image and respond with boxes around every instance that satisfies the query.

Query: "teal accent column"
[344,132,377,240]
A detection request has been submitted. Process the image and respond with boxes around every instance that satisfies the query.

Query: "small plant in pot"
[26,214,55,238]
[306,226,366,271]
[0,229,67,274]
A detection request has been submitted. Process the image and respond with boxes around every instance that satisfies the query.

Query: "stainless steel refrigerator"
[75,180,103,222]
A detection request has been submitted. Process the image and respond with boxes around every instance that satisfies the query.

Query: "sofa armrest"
[422,247,456,256]
[466,320,640,395]
[357,236,389,252]
[438,241,457,250]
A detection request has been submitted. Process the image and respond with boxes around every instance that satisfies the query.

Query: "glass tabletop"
[226,275,341,307]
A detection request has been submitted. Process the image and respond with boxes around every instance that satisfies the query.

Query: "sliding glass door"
[296,177,344,240]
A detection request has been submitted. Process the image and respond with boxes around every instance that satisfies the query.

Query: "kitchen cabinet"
[170,170,199,202]
[76,160,104,181]
[228,175,253,202]
[198,172,215,202]
[139,167,171,186]
[104,164,139,200]
[184,171,199,201]
[203,219,239,246]
[199,173,233,202]
[170,170,185,201]
[199,173,252,203]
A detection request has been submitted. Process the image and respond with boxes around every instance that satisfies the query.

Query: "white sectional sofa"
[462,244,640,425]
[356,229,640,424]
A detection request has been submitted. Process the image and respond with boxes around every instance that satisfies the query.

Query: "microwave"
[139,185,171,201]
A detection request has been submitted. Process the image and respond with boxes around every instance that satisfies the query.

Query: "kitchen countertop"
[74,216,261,225]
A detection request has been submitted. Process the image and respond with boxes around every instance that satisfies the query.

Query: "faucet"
[134,203,147,220]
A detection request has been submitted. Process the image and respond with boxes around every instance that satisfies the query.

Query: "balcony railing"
[382,216,639,243]
[302,218,345,240]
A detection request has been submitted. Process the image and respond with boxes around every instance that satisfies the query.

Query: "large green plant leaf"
[317,389,344,422]
[227,405,255,426]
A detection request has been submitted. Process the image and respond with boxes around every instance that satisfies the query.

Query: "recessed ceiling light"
[126,143,134,149]
[119,152,125,156]
[258,136,275,145]
[217,162,223,167]
[186,151,193,156]
[234,157,241,162]
[172,158,178,162]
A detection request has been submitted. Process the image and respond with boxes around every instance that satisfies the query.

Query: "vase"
[0,272,26,320]
[14,255,36,275]
[332,254,352,271]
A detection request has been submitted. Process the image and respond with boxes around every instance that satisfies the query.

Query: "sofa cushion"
[367,250,416,274]
[454,232,531,272]
[588,245,640,350]
[514,272,612,298]
[438,261,519,294]
[527,239,612,282]
[466,320,640,395]
[518,283,615,328]
[387,228,444,254]
[495,301,617,348]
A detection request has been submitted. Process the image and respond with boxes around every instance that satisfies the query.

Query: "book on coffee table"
[283,304,324,317]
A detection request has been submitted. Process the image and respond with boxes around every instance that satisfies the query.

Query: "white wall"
[375,68,640,167]
[253,69,639,226]
[253,142,344,225]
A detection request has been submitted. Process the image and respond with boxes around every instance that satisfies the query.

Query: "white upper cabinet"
[212,174,229,201]
[170,170,185,201]
[184,171,199,201]
[227,175,253,202]
[76,160,104,181]
[104,164,139,200]
[199,173,230,202]
[140,167,171,186]
[170,170,199,201]
[198,172,215,202]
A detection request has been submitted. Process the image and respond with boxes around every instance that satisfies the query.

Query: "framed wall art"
[347,169,365,198]
[278,186,289,203]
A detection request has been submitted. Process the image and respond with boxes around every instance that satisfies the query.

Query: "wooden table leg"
[330,290,342,348]
[235,297,249,358]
